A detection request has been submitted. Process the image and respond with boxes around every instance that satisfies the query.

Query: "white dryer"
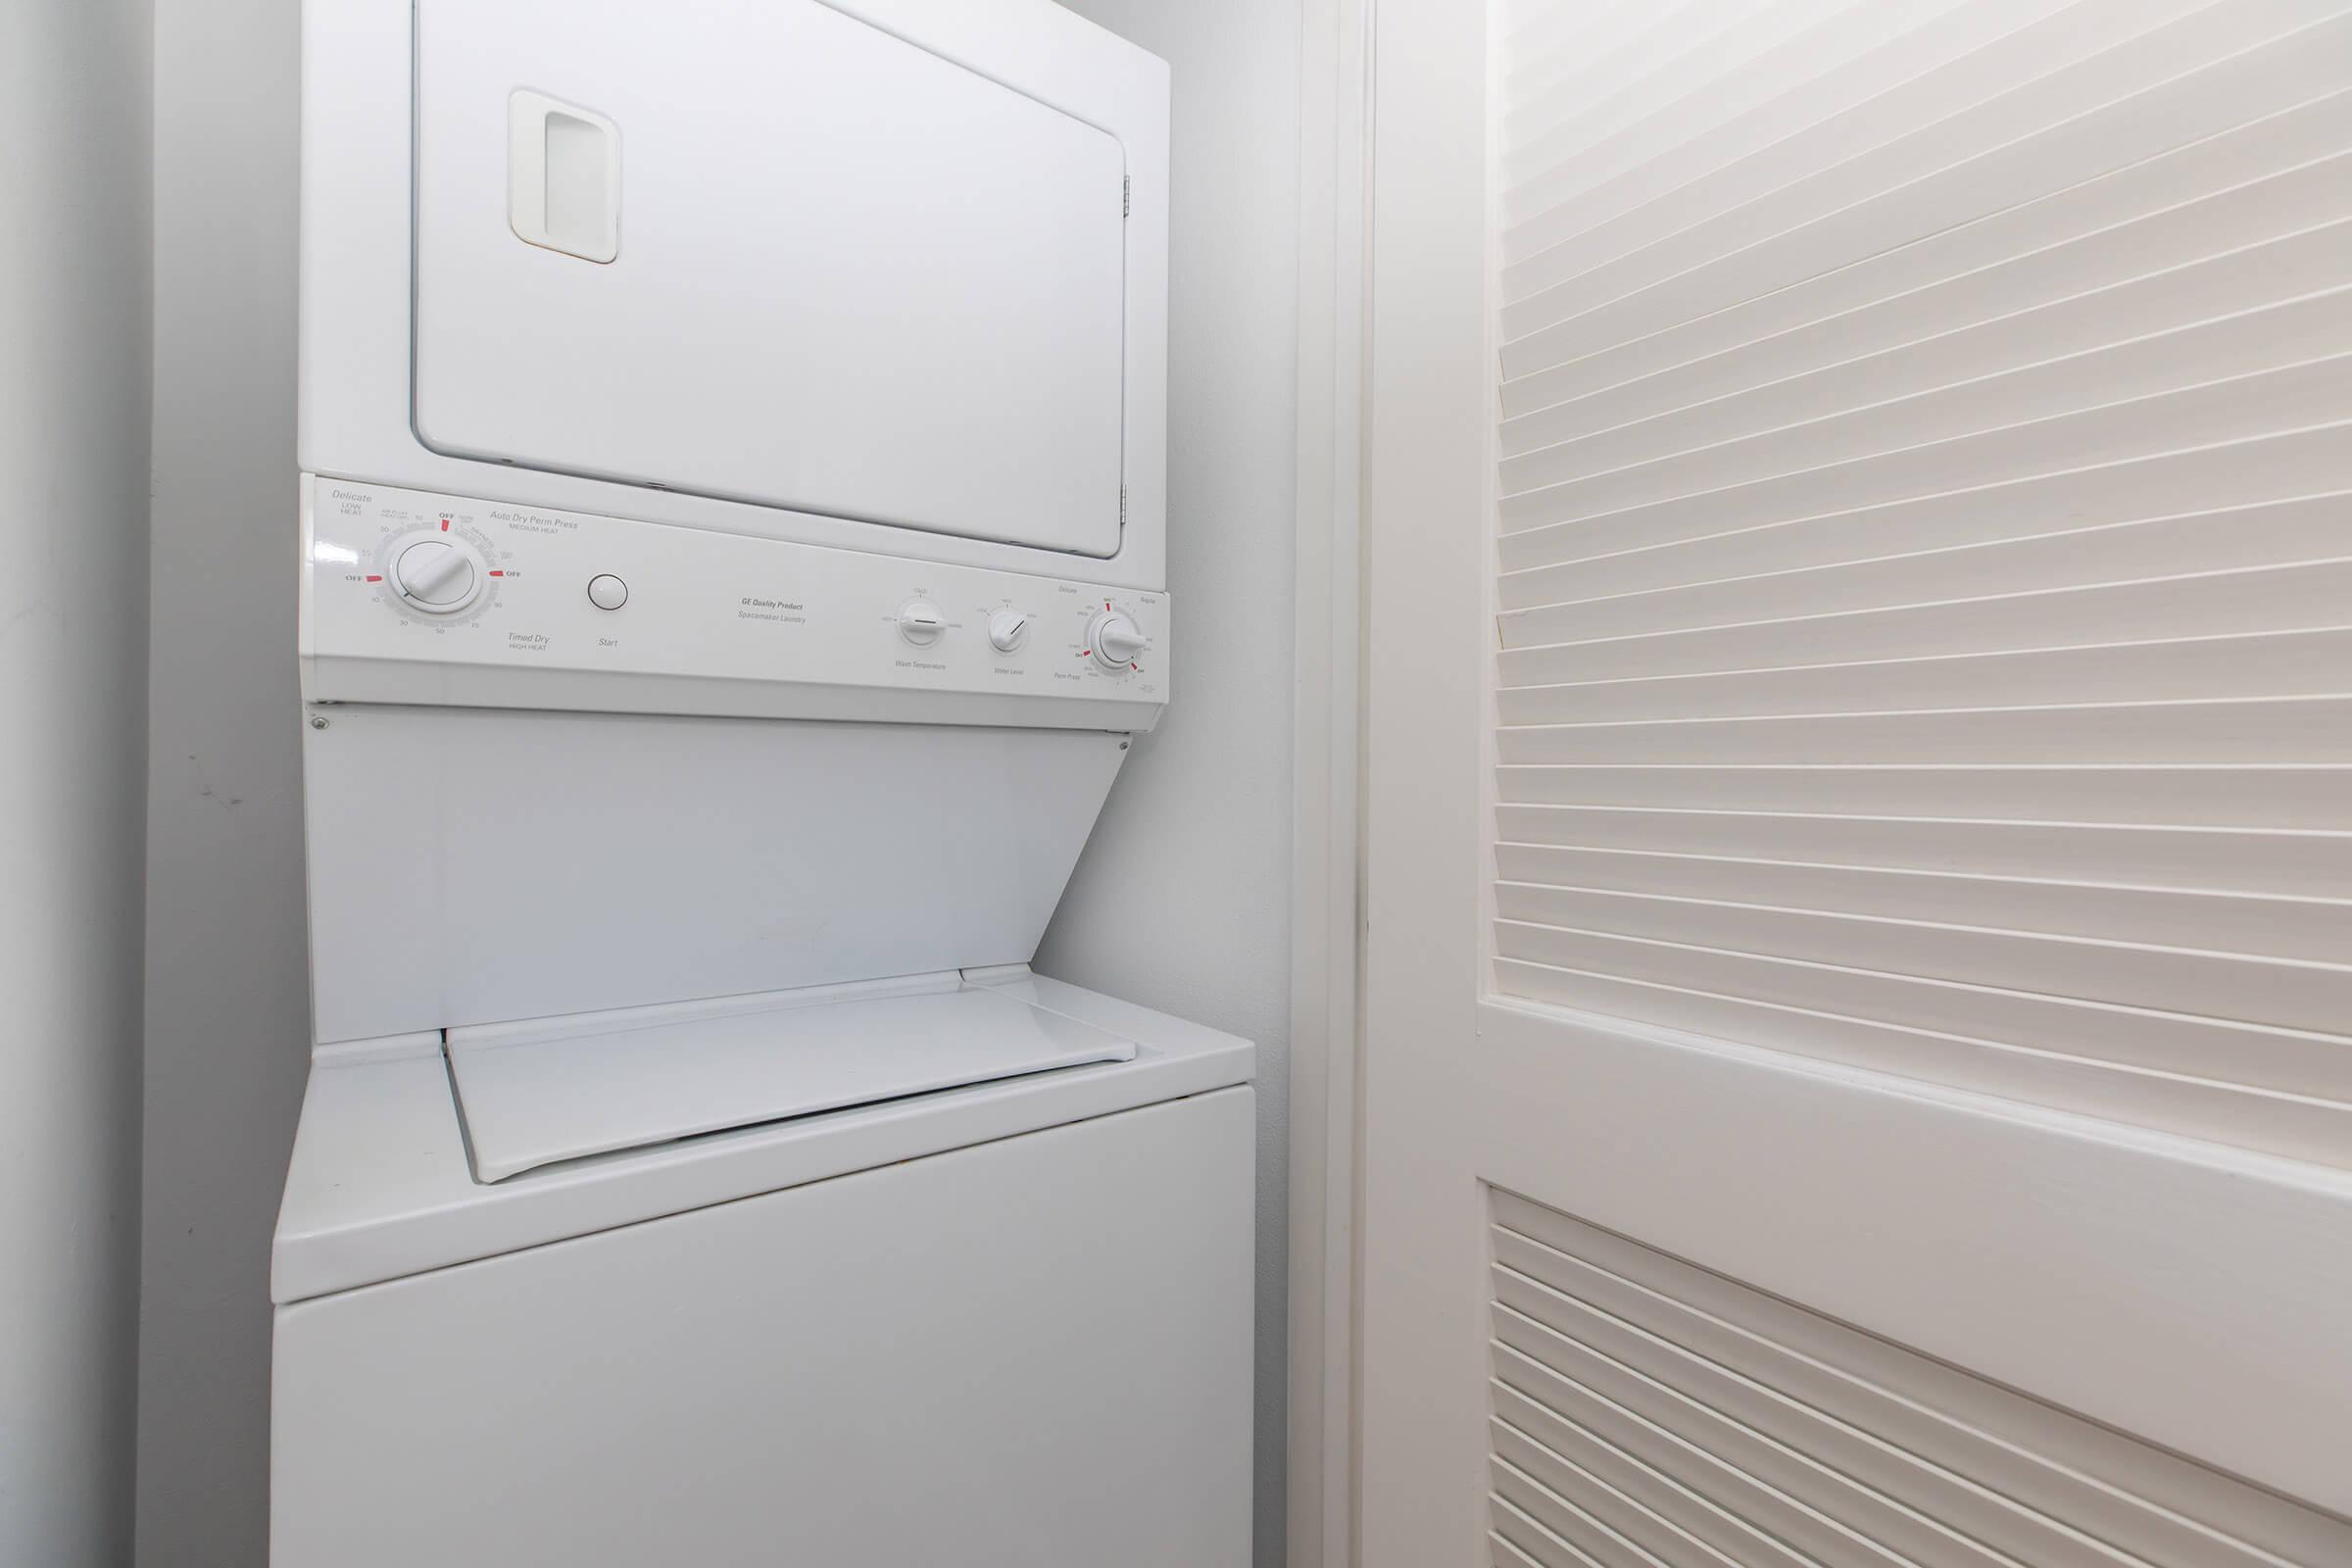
[273,3,1250,1563]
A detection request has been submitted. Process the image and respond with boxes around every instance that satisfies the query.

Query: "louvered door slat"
[1502,87,2352,414]
[1500,357,2352,539]
[1502,555,2352,682]
[1496,697,2352,767]
[1493,809,2352,893]
[1494,1369,1917,1568]
[1508,0,2341,319]
[1493,904,2350,1034]
[1488,1191,2352,1567]
[1505,244,2352,498]
[1489,904,2346,1061]
[1489,953,2352,1128]
[1503,0,2047,252]
[1494,850,2352,967]
[1500,6,2352,368]
[1493,764,2352,828]
[1495,628,2352,724]
[1502,0,1895,216]
[1494,1389,1840,1568]
[1503,0,2219,281]
[1498,429,2352,608]
[1494,1306,2009,1568]
[1501,0,1820,174]
[1494,1425,1753,1568]
[1493,1283,2086,1567]
[1505,171,2352,455]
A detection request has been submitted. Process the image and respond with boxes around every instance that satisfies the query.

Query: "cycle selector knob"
[987,610,1031,653]
[1089,611,1147,671]
[392,538,482,613]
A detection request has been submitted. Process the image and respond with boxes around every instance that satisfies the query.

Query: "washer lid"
[447,977,1138,1183]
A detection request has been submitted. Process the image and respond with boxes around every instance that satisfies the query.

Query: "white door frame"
[1289,0,1505,1558]
[1285,1,1374,1565]
[1349,0,1497,1556]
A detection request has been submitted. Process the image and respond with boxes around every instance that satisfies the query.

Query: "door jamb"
[1286,0,1373,1563]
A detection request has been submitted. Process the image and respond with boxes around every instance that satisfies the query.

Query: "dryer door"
[413,0,1129,557]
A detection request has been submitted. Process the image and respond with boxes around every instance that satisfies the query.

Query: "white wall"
[1035,4,1302,1565]
[1,2,153,1562]
[136,1,306,1562]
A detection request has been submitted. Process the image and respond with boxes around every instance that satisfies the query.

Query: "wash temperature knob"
[1090,611,1146,670]
[899,601,946,646]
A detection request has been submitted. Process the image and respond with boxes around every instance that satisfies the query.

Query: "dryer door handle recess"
[507,89,619,264]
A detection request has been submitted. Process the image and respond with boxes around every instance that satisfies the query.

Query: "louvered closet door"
[1353,3,2352,1566]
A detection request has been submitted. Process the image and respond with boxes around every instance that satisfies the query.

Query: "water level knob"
[987,610,1031,653]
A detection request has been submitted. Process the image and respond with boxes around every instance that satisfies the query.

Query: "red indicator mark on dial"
[365,574,382,582]
[439,518,451,531]
[487,569,505,577]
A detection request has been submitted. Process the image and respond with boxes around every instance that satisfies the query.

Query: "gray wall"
[1,1,154,1562]
[129,1,1300,1561]
[1035,4,1302,1565]
[137,1,306,1563]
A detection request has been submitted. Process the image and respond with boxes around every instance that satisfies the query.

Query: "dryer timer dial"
[390,536,485,614]
[1088,611,1146,671]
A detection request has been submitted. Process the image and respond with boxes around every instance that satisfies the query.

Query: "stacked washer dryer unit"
[272,3,1253,1563]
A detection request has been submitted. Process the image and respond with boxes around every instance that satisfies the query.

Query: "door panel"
[1356,2,2352,1563]
[414,0,1128,555]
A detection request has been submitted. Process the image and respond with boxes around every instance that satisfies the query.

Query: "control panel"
[300,479,1168,730]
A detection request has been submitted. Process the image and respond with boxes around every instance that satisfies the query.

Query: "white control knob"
[1089,611,1147,671]
[393,539,479,612]
[987,610,1030,654]
[586,573,628,611]
[899,600,947,646]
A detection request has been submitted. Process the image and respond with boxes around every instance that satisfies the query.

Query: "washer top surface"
[449,979,1139,1183]
[271,968,1253,1304]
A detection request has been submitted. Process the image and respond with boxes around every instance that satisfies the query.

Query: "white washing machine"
[272,3,1251,1562]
